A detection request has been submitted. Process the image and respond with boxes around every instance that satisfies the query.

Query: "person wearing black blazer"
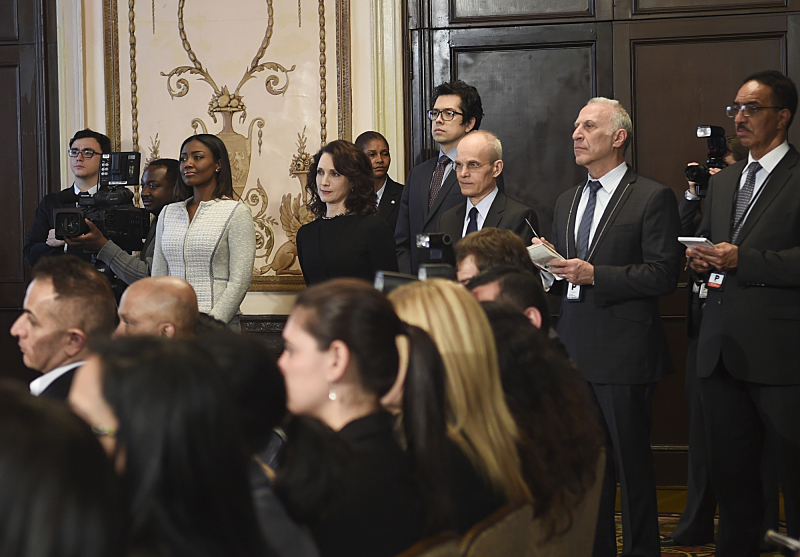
[355,131,405,234]
[687,71,800,557]
[11,256,117,402]
[537,98,682,557]
[377,177,403,233]
[437,131,536,249]
[395,80,484,275]
[23,129,112,267]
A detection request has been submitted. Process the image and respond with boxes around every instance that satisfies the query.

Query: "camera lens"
[684,164,710,183]
[62,214,83,235]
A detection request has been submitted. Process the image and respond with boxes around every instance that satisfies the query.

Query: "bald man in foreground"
[114,276,198,339]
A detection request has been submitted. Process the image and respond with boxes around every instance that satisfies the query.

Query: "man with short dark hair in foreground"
[10,255,116,400]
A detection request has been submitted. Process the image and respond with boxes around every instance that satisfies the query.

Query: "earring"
[215,168,220,172]
[328,386,337,401]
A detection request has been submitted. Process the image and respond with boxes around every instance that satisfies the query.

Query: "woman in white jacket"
[153,134,255,328]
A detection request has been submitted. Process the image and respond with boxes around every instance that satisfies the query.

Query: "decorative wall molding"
[103,0,353,292]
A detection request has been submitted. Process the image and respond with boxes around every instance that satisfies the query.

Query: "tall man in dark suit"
[534,97,682,557]
[438,130,537,258]
[23,129,112,267]
[355,131,404,233]
[687,70,800,557]
[10,255,116,400]
[395,80,483,274]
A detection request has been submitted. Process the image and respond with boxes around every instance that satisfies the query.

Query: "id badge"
[566,283,582,302]
[707,272,725,291]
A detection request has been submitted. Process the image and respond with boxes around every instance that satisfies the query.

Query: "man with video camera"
[23,129,111,267]
[65,158,181,285]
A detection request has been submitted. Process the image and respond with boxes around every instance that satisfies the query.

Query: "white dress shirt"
[574,162,628,245]
[461,186,499,237]
[29,361,84,396]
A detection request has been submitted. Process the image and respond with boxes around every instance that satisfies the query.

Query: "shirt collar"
[29,361,84,396]
[73,183,99,196]
[747,140,789,174]
[440,146,458,163]
[587,161,628,192]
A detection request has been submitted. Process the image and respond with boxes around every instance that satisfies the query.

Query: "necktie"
[731,161,762,243]
[428,155,450,211]
[576,180,602,260]
[465,206,479,236]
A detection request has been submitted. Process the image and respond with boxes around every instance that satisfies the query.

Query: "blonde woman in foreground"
[388,278,532,532]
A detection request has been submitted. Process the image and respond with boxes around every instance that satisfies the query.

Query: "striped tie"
[731,161,761,243]
[428,155,450,211]
[576,181,602,260]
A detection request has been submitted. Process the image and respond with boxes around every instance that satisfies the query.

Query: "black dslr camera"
[684,125,729,197]
[54,152,150,251]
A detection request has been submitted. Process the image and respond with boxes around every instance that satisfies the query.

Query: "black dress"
[296,214,398,285]
[309,411,425,557]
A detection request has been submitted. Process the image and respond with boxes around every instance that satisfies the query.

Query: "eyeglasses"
[68,148,100,158]
[726,103,783,118]
[91,425,117,437]
[427,108,464,121]
[454,161,491,173]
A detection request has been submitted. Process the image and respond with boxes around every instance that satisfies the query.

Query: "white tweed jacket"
[152,198,255,323]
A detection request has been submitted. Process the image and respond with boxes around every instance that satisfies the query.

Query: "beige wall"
[55,0,404,315]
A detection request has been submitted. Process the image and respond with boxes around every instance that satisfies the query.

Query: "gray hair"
[587,97,633,154]
[468,130,503,162]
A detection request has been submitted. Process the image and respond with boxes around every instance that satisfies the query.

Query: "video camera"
[684,125,729,197]
[54,152,150,251]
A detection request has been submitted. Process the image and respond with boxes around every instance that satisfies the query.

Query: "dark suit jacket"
[310,411,424,557]
[550,166,682,384]
[437,189,538,246]
[23,188,108,267]
[696,146,800,384]
[37,365,79,401]
[395,155,464,274]
[377,177,404,235]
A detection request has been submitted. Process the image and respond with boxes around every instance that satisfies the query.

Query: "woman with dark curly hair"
[481,302,604,550]
[296,140,398,285]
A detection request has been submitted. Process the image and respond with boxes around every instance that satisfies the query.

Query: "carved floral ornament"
[104,0,350,290]
[159,0,317,285]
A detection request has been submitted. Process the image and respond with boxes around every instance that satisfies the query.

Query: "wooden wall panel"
[617,0,800,19]
[0,0,55,383]
[615,16,792,197]
[412,24,614,238]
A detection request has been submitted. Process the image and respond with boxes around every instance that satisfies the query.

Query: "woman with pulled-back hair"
[296,140,397,285]
[274,278,452,557]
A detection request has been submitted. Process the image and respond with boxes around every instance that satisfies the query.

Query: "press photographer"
[23,129,112,267]
[66,158,182,285]
[683,125,746,200]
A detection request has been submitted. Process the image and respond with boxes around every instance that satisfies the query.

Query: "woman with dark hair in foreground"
[296,140,398,285]
[68,337,276,557]
[0,384,124,557]
[481,302,604,543]
[274,278,452,556]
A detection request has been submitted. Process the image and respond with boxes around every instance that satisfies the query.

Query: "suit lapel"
[585,168,636,263]
[710,160,743,242]
[564,187,582,259]
[483,191,506,229]
[735,148,799,245]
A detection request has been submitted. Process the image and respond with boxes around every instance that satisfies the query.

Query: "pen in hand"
[525,218,539,238]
